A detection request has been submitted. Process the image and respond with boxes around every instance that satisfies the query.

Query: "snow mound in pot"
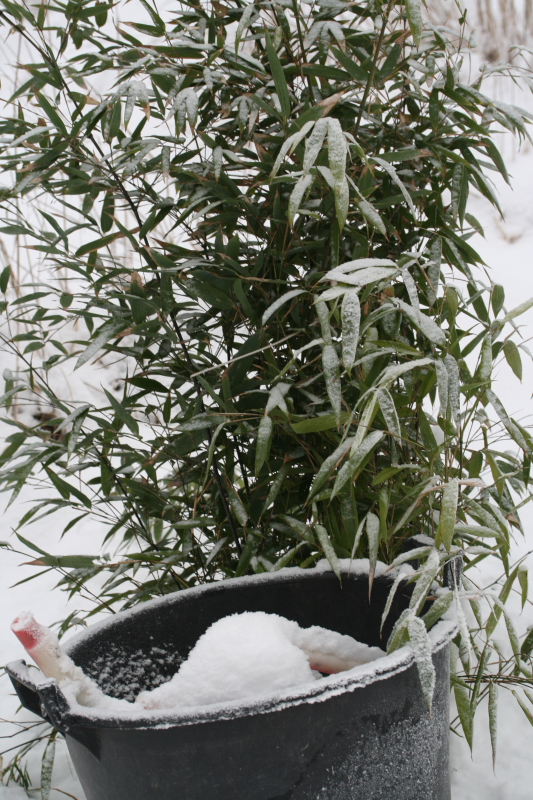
[136,611,384,710]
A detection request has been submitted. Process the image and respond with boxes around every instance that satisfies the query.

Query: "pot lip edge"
[64,558,414,653]
[46,616,457,730]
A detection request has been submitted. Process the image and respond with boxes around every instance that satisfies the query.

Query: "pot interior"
[66,569,413,703]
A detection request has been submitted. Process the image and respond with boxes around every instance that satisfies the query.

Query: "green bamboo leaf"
[454,678,474,750]
[75,318,128,370]
[503,340,522,381]
[315,522,341,580]
[104,389,139,436]
[408,615,435,711]
[436,479,458,552]
[265,29,291,121]
[341,289,360,372]
[322,344,341,426]
[492,284,505,316]
[226,482,248,526]
[255,415,273,475]
[366,512,380,596]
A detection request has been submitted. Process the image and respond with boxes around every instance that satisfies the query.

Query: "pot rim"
[10,559,458,730]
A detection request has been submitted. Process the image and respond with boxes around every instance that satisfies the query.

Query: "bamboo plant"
[1,0,533,779]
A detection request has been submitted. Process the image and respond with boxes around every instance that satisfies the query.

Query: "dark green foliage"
[0,0,533,758]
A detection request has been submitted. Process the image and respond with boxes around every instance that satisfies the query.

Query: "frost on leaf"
[213,146,223,181]
[335,176,349,230]
[262,288,306,325]
[389,297,446,345]
[408,615,436,711]
[265,382,292,415]
[358,198,386,235]
[308,437,354,501]
[341,289,360,372]
[322,344,341,426]
[327,118,347,186]
[434,359,449,418]
[377,387,401,438]
[366,512,380,596]
[316,300,333,344]
[332,429,384,498]
[255,415,273,475]
[437,478,459,552]
[288,174,313,225]
[315,523,341,580]
[444,354,460,425]
[326,266,398,287]
[427,238,442,306]
[303,118,328,174]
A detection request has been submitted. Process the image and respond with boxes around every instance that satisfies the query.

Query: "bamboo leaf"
[315,522,341,580]
[436,479,459,552]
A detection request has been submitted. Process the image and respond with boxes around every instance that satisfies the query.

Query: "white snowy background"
[2,3,533,798]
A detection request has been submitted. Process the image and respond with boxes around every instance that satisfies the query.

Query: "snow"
[135,612,384,710]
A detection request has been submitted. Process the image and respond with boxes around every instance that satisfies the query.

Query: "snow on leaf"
[327,266,398,287]
[332,429,384,498]
[387,608,410,653]
[327,118,346,186]
[335,176,349,230]
[409,549,440,614]
[322,344,341,426]
[455,590,473,670]
[358,198,387,235]
[303,118,328,174]
[351,392,379,453]
[498,296,533,326]
[437,478,459,552]
[326,20,345,45]
[213,146,223,181]
[454,679,474,751]
[262,288,306,325]
[226,482,248,526]
[304,21,325,49]
[316,300,333,344]
[271,121,315,177]
[427,238,442,306]
[477,332,492,384]
[326,257,397,278]
[288,173,313,226]
[377,387,401,438]
[255,415,273,475]
[434,359,449,418]
[486,389,531,453]
[389,297,446,345]
[261,463,289,515]
[408,615,436,711]
[315,523,341,580]
[265,382,292,415]
[350,515,366,560]
[406,0,423,46]
[341,290,360,372]
[366,512,380,596]
[75,318,129,370]
[316,286,355,303]
[381,570,407,631]
[401,268,420,319]
[235,4,256,53]
[489,681,498,768]
[161,146,170,177]
[377,356,434,389]
[444,354,460,424]
[308,437,354,500]
[203,66,214,91]
[372,157,417,216]
[317,164,335,189]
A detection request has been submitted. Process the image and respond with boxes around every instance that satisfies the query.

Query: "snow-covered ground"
[2,138,533,800]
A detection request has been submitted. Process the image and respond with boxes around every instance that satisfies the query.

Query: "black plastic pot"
[7,563,456,800]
